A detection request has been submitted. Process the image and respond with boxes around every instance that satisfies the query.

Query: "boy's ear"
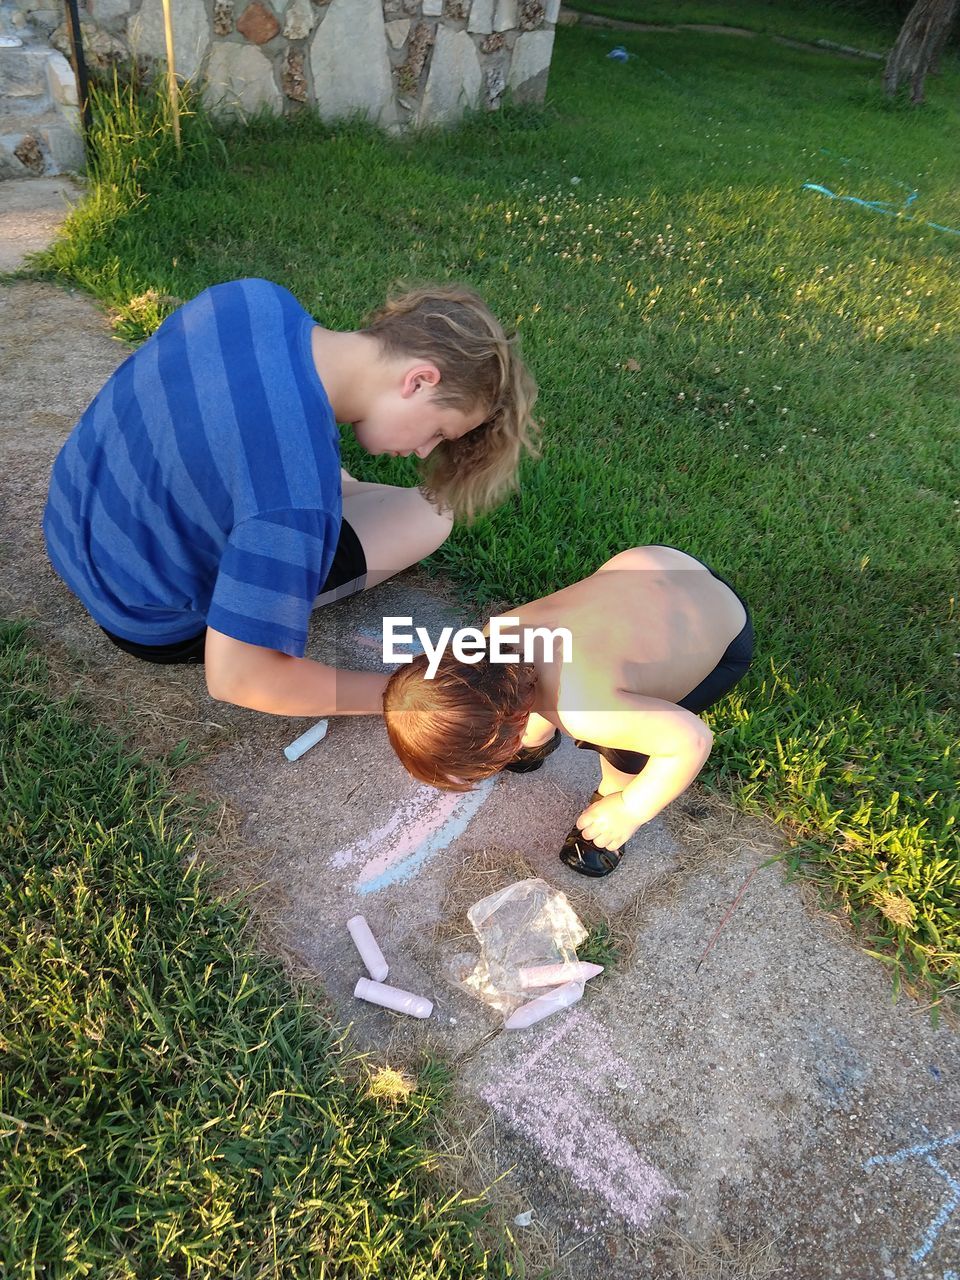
[401,362,441,398]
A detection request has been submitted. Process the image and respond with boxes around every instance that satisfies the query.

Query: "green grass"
[579,922,621,969]
[563,0,903,53]
[29,15,960,1002]
[0,622,523,1278]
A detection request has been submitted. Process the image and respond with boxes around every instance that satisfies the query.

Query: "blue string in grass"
[802,181,960,236]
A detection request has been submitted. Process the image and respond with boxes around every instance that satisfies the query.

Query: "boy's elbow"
[204,632,282,708]
[205,664,241,706]
[204,653,260,707]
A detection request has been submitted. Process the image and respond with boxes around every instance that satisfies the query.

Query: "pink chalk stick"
[518,961,604,990]
[504,980,583,1029]
[347,915,389,981]
[354,978,433,1019]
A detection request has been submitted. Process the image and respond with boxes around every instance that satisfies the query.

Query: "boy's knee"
[414,490,454,553]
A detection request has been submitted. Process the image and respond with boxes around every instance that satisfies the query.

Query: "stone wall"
[10,0,558,128]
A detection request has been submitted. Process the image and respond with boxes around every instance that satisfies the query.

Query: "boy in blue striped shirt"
[43,278,538,718]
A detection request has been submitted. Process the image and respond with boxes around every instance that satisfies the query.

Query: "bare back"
[505,546,747,711]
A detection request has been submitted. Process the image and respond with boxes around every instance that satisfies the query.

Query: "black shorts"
[574,556,754,776]
[100,518,367,666]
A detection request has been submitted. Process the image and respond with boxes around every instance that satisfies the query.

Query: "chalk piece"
[354,977,433,1019]
[518,961,603,989]
[283,718,328,761]
[504,980,583,1030]
[347,915,389,982]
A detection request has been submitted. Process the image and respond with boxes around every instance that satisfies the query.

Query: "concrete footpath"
[1,178,957,1280]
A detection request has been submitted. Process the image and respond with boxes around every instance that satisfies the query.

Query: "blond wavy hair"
[363,283,540,522]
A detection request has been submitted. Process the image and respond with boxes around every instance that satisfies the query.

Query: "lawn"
[5,3,958,1272]
[39,16,958,994]
[0,623,522,1278]
[563,0,903,52]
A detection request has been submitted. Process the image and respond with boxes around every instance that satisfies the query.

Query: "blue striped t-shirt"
[43,278,342,657]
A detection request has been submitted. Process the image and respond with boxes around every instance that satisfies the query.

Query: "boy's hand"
[577,793,642,851]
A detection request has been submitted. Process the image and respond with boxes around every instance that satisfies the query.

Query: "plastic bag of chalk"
[448,877,588,1016]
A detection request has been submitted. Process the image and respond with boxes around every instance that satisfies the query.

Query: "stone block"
[79,23,130,69]
[543,0,560,22]
[519,0,543,30]
[507,26,553,100]
[468,0,495,33]
[204,41,282,117]
[385,19,410,49]
[445,0,470,18]
[283,0,315,40]
[480,30,504,52]
[0,49,48,97]
[22,9,60,37]
[129,0,211,80]
[213,0,234,36]
[422,0,443,14]
[396,19,433,94]
[309,0,396,128]
[40,118,85,172]
[494,0,518,32]
[237,1,280,43]
[0,133,35,177]
[482,62,504,109]
[87,0,134,22]
[281,47,307,100]
[46,51,78,106]
[13,132,44,172]
[417,24,480,125]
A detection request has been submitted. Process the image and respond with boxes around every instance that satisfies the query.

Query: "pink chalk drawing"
[481,1009,676,1230]
[330,779,493,895]
[353,627,384,653]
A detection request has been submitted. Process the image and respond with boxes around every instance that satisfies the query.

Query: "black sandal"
[503,728,562,773]
[558,791,625,877]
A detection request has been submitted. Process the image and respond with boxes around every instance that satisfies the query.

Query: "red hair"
[383,653,536,791]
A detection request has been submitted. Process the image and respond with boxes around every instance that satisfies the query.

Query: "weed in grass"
[579,921,621,969]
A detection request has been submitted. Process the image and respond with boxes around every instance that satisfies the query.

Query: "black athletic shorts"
[573,553,754,776]
[100,517,367,666]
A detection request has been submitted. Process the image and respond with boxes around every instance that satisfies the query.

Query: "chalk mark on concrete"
[865,1130,960,1263]
[330,779,494,895]
[481,1008,675,1231]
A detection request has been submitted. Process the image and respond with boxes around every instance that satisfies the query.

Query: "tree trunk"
[884,0,958,102]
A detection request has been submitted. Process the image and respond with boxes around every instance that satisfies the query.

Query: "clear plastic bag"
[449,877,588,1016]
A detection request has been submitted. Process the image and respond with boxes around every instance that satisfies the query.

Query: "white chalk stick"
[354,978,433,1019]
[347,915,389,982]
[518,961,604,990]
[283,718,328,761]
[504,980,583,1030]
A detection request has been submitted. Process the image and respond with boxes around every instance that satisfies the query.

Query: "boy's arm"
[205,628,388,716]
[560,693,713,831]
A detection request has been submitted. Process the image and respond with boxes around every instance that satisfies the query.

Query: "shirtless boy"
[383,546,753,876]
